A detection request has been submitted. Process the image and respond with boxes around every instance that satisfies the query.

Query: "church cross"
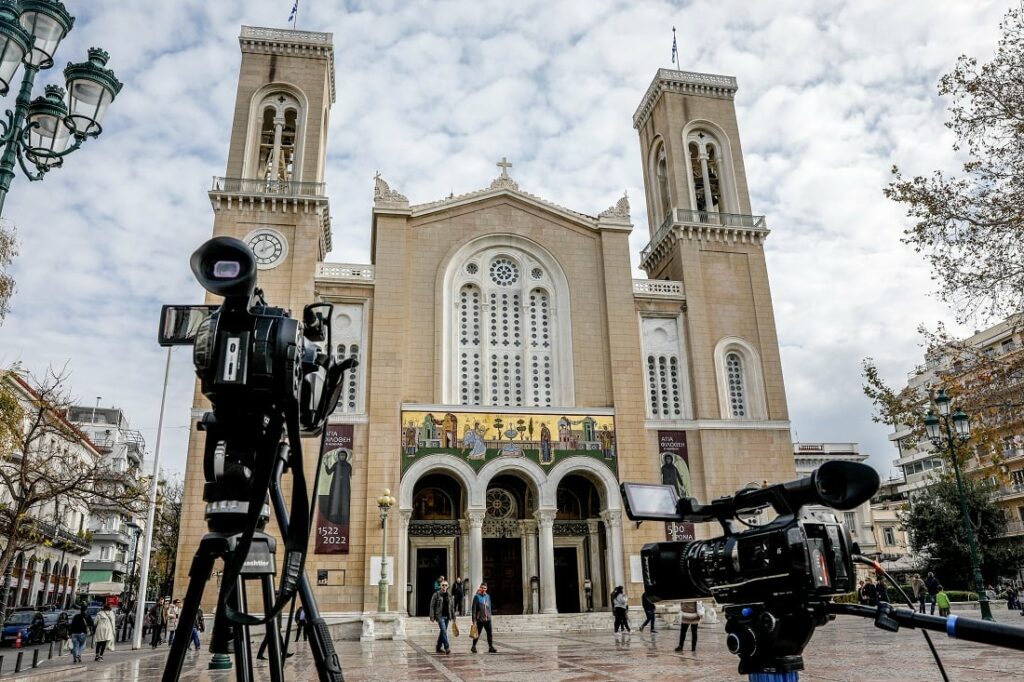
[496,157,512,178]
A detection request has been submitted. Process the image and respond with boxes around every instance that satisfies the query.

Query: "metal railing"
[1002,520,1024,537]
[997,481,1024,498]
[211,176,326,198]
[641,208,768,263]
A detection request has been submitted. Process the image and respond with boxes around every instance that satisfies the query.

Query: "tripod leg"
[234,577,253,682]
[261,574,285,682]
[161,544,216,682]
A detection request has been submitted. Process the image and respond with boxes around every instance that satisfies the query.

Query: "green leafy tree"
[885,6,1024,322]
[901,474,1024,588]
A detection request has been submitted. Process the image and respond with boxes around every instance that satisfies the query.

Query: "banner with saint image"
[658,430,695,542]
[315,423,353,554]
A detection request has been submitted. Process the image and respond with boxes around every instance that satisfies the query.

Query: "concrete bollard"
[31,649,39,668]
[48,641,54,659]
[14,651,23,673]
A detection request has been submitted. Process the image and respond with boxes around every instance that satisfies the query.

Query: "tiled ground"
[16,607,1024,681]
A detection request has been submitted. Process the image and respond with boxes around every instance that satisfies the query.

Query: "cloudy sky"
[0,0,1012,482]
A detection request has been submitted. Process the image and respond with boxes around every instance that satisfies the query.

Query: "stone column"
[397,510,411,615]
[535,509,557,614]
[270,118,285,179]
[467,509,486,592]
[460,519,470,583]
[587,519,604,609]
[601,510,626,588]
[521,520,539,613]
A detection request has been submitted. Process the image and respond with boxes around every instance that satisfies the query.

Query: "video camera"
[621,461,880,676]
[157,236,351,682]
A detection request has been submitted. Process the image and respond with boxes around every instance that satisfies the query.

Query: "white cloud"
[0,0,1011,483]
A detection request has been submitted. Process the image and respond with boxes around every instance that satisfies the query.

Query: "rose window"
[485,488,516,519]
[489,258,519,286]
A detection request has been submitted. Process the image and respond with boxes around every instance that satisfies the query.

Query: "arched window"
[713,337,767,420]
[685,129,731,215]
[652,141,672,226]
[332,303,365,414]
[244,87,307,182]
[725,353,746,418]
[641,317,690,419]
[445,236,573,407]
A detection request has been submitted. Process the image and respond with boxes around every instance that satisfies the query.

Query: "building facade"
[66,406,146,603]
[175,27,795,622]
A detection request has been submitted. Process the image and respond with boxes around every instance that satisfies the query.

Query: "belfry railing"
[210,176,326,198]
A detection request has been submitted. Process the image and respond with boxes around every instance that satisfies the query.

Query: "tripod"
[161,412,344,682]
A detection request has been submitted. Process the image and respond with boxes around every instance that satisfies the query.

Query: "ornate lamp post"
[377,488,396,613]
[924,388,993,621]
[0,0,122,216]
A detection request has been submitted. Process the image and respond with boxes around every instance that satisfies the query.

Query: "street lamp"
[925,389,993,621]
[377,488,396,613]
[0,0,122,216]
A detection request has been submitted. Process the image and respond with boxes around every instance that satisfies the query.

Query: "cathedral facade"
[175,26,795,622]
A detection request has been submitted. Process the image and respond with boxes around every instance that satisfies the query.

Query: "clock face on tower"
[244,228,288,270]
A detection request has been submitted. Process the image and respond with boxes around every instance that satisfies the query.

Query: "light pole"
[377,488,396,613]
[0,0,123,216]
[924,388,993,621]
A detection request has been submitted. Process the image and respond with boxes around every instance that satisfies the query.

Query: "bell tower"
[633,68,793,499]
[175,26,335,610]
[208,25,335,314]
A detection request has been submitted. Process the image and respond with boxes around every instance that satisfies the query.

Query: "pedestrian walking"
[55,611,70,652]
[69,605,93,664]
[925,572,940,615]
[93,603,116,661]
[862,579,877,606]
[429,578,456,655]
[470,582,497,654]
[675,599,703,652]
[639,591,657,632]
[167,598,182,646]
[611,586,630,633]
[191,607,205,651]
[452,576,465,616]
[295,605,307,642]
[911,574,926,612]
[875,577,888,604]
[936,585,951,617]
[148,597,167,648]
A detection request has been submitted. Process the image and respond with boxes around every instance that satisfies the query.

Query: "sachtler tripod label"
[316,423,353,554]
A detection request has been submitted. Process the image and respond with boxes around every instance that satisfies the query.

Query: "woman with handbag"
[93,604,117,661]
[675,599,704,652]
[611,586,630,633]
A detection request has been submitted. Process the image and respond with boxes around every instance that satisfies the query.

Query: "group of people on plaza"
[146,596,205,651]
[60,603,118,663]
[611,586,706,653]
[429,574,496,655]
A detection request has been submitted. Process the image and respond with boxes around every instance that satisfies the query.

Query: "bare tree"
[148,477,182,600]
[885,6,1024,322]
[0,366,147,622]
[0,219,15,323]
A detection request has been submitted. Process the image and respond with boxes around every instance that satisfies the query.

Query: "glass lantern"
[19,0,74,69]
[25,84,70,168]
[0,0,30,94]
[63,47,121,137]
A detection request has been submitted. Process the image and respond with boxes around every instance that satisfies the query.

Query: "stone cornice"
[401,403,614,417]
[208,191,332,253]
[239,26,336,103]
[633,68,738,130]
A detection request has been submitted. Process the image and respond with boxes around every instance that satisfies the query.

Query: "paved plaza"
[8,607,1024,681]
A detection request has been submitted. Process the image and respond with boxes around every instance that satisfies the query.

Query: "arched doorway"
[482,474,535,615]
[409,473,463,616]
[553,474,603,613]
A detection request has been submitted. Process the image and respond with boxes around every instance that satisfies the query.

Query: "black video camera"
[621,461,880,676]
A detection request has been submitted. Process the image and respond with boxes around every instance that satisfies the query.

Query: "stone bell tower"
[633,68,794,500]
[174,26,335,608]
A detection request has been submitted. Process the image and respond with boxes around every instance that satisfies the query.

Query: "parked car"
[40,611,63,642]
[1,610,43,645]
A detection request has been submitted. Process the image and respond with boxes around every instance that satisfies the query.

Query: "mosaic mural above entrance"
[400,409,617,476]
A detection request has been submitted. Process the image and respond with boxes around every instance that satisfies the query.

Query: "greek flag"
[671,27,678,67]
[288,1,299,25]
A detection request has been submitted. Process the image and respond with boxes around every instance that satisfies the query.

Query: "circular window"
[489,258,519,286]
[466,262,479,275]
[485,488,516,519]
[530,266,543,280]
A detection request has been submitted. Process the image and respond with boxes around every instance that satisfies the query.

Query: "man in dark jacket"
[429,579,456,655]
[69,605,93,663]
[148,597,167,648]
[862,579,877,606]
[452,577,465,616]
[470,582,496,654]
[925,572,940,615]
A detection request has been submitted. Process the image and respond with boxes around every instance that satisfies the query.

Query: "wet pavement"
[8,607,1024,681]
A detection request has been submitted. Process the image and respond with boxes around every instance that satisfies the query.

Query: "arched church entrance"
[482,474,536,615]
[409,473,464,617]
[553,474,603,613]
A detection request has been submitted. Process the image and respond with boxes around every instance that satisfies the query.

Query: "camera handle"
[829,602,1024,651]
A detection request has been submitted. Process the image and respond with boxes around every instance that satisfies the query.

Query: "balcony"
[83,560,127,574]
[1002,520,1024,537]
[640,208,768,270]
[997,481,1024,500]
[91,527,132,546]
[211,176,326,198]
[29,519,91,555]
[316,263,375,283]
[632,278,684,299]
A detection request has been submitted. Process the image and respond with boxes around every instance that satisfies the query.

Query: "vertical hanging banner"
[316,423,354,554]
[657,430,695,542]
